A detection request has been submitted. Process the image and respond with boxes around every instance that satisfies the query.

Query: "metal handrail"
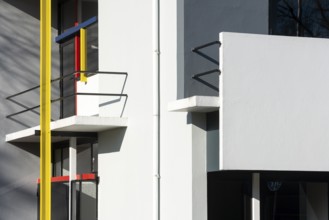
[6,71,128,119]
[6,70,128,101]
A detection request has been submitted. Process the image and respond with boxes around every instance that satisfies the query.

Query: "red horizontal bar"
[37,173,97,184]
[77,173,96,180]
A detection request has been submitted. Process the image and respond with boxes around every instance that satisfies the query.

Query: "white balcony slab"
[6,115,128,143]
[168,96,219,112]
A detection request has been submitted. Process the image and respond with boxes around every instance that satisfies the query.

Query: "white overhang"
[168,96,219,112]
[6,115,128,143]
[219,32,329,172]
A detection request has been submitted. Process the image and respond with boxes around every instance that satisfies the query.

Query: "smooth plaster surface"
[220,32,329,171]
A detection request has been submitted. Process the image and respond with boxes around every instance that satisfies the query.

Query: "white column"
[69,137,77,220]
[252,173,260,220]
[191,113,207,220]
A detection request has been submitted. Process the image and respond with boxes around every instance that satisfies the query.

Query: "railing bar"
[81,71,128,75]
[51,71,128,83]
[51,72,76,83]
[51,94,76,103]
[76,92,128,97]
[192,41,221,52]
[6,70,129,118]
[7,71,128,99]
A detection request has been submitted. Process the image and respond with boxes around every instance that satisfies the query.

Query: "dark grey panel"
[61,39,76,118]
[183,0,269,97]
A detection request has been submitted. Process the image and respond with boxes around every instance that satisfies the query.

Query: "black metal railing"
[6,70,128,120]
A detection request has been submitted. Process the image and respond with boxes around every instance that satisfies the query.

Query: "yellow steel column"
[80,28,87,83]
[40,0,52,219]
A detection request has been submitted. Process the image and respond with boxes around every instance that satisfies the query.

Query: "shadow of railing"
[191,41,221,92]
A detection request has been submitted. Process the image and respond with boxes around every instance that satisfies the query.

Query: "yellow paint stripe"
[40,0,52,219]
[80,28,87,83]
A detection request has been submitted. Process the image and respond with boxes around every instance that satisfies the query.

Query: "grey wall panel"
[0,1,59,219]
[184,0,268,98]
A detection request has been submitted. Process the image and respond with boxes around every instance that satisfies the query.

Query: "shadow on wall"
[98,128,127,154]
[0,145,39,220]
[0,9,45,128]
[8,142,40,157]
[98,73,128,117]
[0,0,60,130]
[3,0,58,28]
[186,112,207,130]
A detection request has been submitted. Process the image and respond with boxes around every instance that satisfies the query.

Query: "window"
[57,0,98,118]
[208,172,251,220]
[261,173,329,220]
[270,0,329,38]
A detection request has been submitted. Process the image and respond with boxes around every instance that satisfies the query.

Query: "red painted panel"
[37,173,97,184]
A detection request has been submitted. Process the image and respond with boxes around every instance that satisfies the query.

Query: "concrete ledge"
[168,96,219,112]
[6,115,128,143]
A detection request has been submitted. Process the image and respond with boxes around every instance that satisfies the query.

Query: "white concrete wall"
[220,32,329,171]
[77,75,99,116]
[97,0,153,219]
[98,74,127,117]
[97,0,207,219]
[160,1,194,220]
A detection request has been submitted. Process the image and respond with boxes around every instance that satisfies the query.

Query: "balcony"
[5,16,128,145]
[5,70,128,145]
[5,69,126,220]
[5,15,127,220]
[170,32,329,172]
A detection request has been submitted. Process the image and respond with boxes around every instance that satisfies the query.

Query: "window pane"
[270,0,298,36]
[262,180,328,220]
[270,0,329,38]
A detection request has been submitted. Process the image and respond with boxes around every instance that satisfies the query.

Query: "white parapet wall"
[219,32,329,171]
[77,74,99,116]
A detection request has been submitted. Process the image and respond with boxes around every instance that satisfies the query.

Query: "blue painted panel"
[55,16,98,43]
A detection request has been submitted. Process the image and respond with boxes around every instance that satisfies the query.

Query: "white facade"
[4,0,329,220]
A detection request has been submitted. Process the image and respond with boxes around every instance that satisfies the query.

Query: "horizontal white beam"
[168,96,219,112]
[6,115,128,143]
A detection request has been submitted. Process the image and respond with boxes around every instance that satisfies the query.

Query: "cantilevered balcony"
[5,70,128,145]
[5,16,128,145]
[170,32,329,172]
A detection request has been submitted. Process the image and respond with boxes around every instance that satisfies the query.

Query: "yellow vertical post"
[80,28,88,83]
[40,0,52,219]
